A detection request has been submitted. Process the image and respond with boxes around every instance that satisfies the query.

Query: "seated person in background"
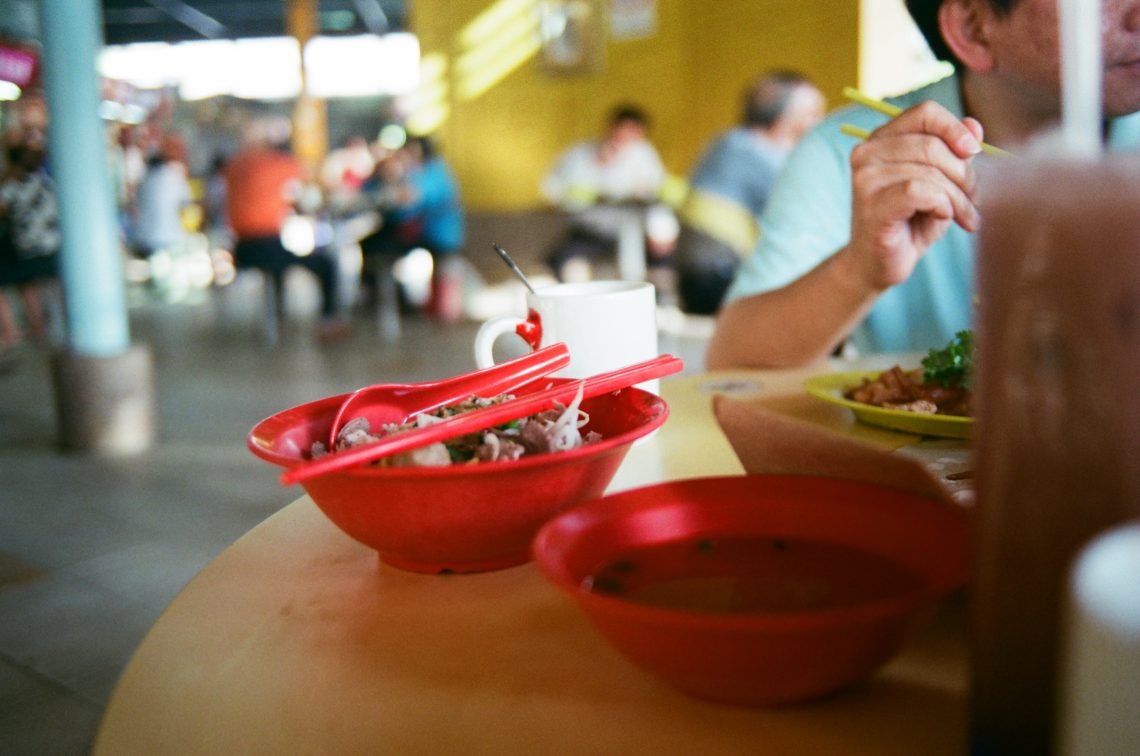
[674,71,824,315]
[130,133,193,260]
[224,121,347,339]
[319,135,376,211]
[358,135,465,322]
[706,0,1140,369]
[541,104,669,281]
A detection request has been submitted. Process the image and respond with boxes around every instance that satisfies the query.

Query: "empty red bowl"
[533,475,972,706]
[247,380,668,573]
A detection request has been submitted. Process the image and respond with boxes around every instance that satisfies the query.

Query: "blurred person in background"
[224,120,348,340]
[318,135,379,298]
[320,135,376,207]
[707,0,1140,368]
[541,104,670,282]
[674,71,825,315]
[130,133,193,260]
[202,152,232,253]
[0,142,60,355]
[357,135,465,323]
[111,124,147,241]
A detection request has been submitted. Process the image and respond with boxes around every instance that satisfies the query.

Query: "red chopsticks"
[280,354,683,486]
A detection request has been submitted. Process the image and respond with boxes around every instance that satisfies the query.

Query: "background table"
[93,362,970,755]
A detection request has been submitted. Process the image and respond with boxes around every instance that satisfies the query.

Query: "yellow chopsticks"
[841,86,1014,158]
[843,86,905,118]
[839,124,872,141]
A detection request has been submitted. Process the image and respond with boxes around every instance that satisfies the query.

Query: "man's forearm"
[705,247,879,369]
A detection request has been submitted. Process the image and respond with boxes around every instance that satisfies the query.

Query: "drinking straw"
[842,86,1014,158]
[1058,0,1102,157]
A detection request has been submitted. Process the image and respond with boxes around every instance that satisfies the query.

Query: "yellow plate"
[804,371,973,440]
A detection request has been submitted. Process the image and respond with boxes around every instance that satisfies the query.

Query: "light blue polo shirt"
[725,74,1140,355]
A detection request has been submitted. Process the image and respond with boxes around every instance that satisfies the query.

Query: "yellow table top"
[93,361,970,755]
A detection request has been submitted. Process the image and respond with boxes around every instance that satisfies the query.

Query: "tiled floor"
[0,278,710,755]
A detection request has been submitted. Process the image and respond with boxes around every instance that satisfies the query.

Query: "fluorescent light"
[231,38,302,100]
[102,34,420,101]
[304,33,419,97]
[99,43,179,89]
[176,39,237,101]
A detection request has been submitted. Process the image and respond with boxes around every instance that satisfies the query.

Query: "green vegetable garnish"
[922,330,975,389]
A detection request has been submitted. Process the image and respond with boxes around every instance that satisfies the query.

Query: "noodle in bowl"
[248,378,668,573]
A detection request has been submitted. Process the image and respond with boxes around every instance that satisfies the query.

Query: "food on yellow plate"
[310,389,602,467]
[845,366,971,416]
[844,331,974,417]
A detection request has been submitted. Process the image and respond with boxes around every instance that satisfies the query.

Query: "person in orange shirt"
[224,123,345,338]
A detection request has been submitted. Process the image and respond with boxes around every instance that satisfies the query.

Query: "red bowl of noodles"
[248,378,668,573]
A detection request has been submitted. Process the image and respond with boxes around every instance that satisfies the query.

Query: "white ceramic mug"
[474,280,659,392]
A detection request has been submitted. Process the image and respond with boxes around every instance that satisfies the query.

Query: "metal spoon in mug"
[492,243,537,294]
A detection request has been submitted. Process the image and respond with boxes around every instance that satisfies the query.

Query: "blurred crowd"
[112,115,467,342]
[0,64,828,356]
[538,73,824,314]
[0,104,474,356]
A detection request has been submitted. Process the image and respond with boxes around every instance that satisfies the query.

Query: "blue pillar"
[38,0,130,357]
[39,0,154,455]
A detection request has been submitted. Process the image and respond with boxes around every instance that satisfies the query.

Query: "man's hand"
[843,100,984,291]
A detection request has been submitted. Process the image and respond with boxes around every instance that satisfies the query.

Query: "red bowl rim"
[532,474,972,632]
[246,385,669,478]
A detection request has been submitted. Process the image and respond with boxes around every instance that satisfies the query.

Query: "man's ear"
[940,0,997,73]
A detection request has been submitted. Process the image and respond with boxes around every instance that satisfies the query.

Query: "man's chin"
[1104,98,1140,119]
[1102,69,1140,118]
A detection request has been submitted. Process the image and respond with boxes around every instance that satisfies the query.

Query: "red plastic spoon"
[326,342,571,449]
[284,354,683,486]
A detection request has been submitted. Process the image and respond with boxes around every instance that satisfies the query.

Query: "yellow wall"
[411,0,859,212]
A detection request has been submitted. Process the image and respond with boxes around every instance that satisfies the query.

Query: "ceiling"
[0,1,408,46]
[100,0,408,45]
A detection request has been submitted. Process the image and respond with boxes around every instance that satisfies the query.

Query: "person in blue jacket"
[360,135,465,321]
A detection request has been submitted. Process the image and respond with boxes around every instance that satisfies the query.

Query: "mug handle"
[474,316,526,368]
